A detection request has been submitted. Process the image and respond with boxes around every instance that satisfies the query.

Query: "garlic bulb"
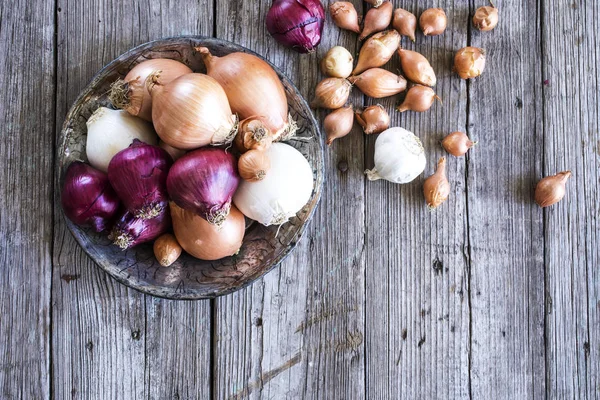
[365,127,426,184]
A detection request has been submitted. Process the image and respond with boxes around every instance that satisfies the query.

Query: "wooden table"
[1,0,598,398]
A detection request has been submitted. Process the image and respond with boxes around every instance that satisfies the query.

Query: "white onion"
[365,127,426,183]
[233,143,314,226]
[86,107,157,172]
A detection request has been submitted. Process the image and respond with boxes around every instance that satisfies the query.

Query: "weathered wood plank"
[467,0,546,398]
[52,1,212,399]
[213,1,366,398]
[0,0,54,398]
[542,1,599,398]
[364,1,470,398]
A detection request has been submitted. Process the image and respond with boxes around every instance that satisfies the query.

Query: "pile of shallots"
[62,49,315,266]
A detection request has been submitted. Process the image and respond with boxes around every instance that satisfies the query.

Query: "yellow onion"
[353,30,401,75]
[441,131,476,157]
[348,68,407,98]
[535,171,572,208]
[392,8,417,42]
[355,104,390,134]
[397,85,440,112]
[398,48,437,86]
[234,117,274,153]
[197,47,295,140]
[147,72,237,149]
[324,106,355,145]
[419,8,447,36]
[311,78,352,109]
[360,1,393,40]
[171,202,245,261]
[238,149,271,181]
[473,6,499,31]
[321,46,354,78]
[329,2,361,33]
[109,59,192,121]
[423,157,450,209]
[454,47,486,79]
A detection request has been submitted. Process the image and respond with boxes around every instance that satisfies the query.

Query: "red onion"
[266,0,325,53]
[110,208,171,250]
[61,162,120,232]
[107,140,172,220]
[167,148,240,226]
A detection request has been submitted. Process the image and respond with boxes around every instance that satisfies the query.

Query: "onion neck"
[212,114,239,146]
[196,46,216,71]
[108,79,132,110]
[145,70,164,94]
[365,168,382,181]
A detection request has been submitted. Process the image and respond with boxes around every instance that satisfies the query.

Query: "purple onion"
[61,161,120,232]
[107,139,173,220]
[167,147,240,226]
[110,208,171,250]
[266,0,325,53]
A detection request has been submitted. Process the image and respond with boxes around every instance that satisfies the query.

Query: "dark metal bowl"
[57,37,324,299]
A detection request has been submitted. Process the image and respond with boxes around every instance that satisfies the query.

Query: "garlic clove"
[535,171,572,207]
[419,8,447,36]
[324,106,355,145]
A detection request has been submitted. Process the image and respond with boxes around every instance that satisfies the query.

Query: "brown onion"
[234,117,274,153]
[535,171,572,208]
[329,2,361,34]
[473,6,499,31]
[348,68,407,98]
[311,78,352,109]
[441,131,476,157]
[153,233,182,267]
[392,8,417,42]
[238,150,270,182]
[419,8,447,36]
[109,59,192,121]
[423,157,450,209]
[454,47,486,79]
[171,202,245,261]
[324,106,355,145]
[353,30,401,75]
[398,48,437,86]
[397,85,440,112]
[360,1,393,40]
[355,104,390,134]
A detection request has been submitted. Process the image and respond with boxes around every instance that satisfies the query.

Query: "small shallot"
[423,157,451,209]
[392,8,417,42]
[153,233,182,267]
[397,85,440,112]
[473,6,499,31]
[398,48,437,86]
[329,2,361,33]
[324,106,355,145]
[110,209,171,250]
[238,150,271,182]
[348,68,407,98]
[535,171,572,208]
[353,30,401,75]
[355,105,390,134]
[360,1,393,40]
[419,8,447,36]
[235,117,273,153]
[441,131,476,157]
[321,46,354,78]
[312,78,352,109]
[454,47,486,79]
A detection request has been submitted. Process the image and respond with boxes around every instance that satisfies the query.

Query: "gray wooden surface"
[0,0,598,399]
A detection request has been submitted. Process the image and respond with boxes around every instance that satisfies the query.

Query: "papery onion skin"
[360,1,394,41]
[234,117,274,153]
[148,72,238,149]
[266,0,325,53]
[109,59,192,121]
[329,2,361,33]
[441,131,476,157]
[535,171,572,208]
[355,104,390,134]
[107,140,173,219]
[348,68,407,98]
[397,85,440,112]
[419,8,447,36]
[325,106,355,145]
[398,48,437,86]
[352,30,401,75]
[198,47,295,141]
[153,233,182,267]
[110,208,171,250]
[171,202,245,261]
[473,6,499,31]
[238,149,271,182]
[321,46,354,78]
[393,8,417,42]
[61,161,120,232]
[311,77,352,109]
[423,157,451,209]
[167,147,240,226]
[454,47,486,79]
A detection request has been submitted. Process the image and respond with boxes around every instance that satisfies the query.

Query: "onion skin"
[108,140,173,219]
[153,233,182,267]
[355,105,390,134]
[353,30,401,75]
[393,8,417,42]
[329,2,361,33]
[398,48,437,86]
[198,47,294,140]
[473,6,499,31]
[110,208,171,250]
[311,78,352,109]
[441,131,476,157]
[397,85,440,112]
[167,147,240,226]
[234,117,274,153]
[348,68,407,98]
[171,203,245,261]
[423,157,451,209]
[266,0,325,53]
[61,162,120,232]
[419,8,447,36]
[454,47,486,79]
[360,1,394,41]
[109,59,191,121]
[324,106,355,145]
[535,171,572,208]
[238,150,271,182]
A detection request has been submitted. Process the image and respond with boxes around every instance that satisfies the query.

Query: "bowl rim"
[58,35,324,300]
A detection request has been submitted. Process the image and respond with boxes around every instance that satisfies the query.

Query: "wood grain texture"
[52,1,213,399]
[213,1,366,399]
[0,0,54,398]
[467,0,546,398]
[541,1,600,398]
[364,1,470,398]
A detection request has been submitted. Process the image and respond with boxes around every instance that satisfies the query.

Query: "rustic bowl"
[57,37,324,299]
